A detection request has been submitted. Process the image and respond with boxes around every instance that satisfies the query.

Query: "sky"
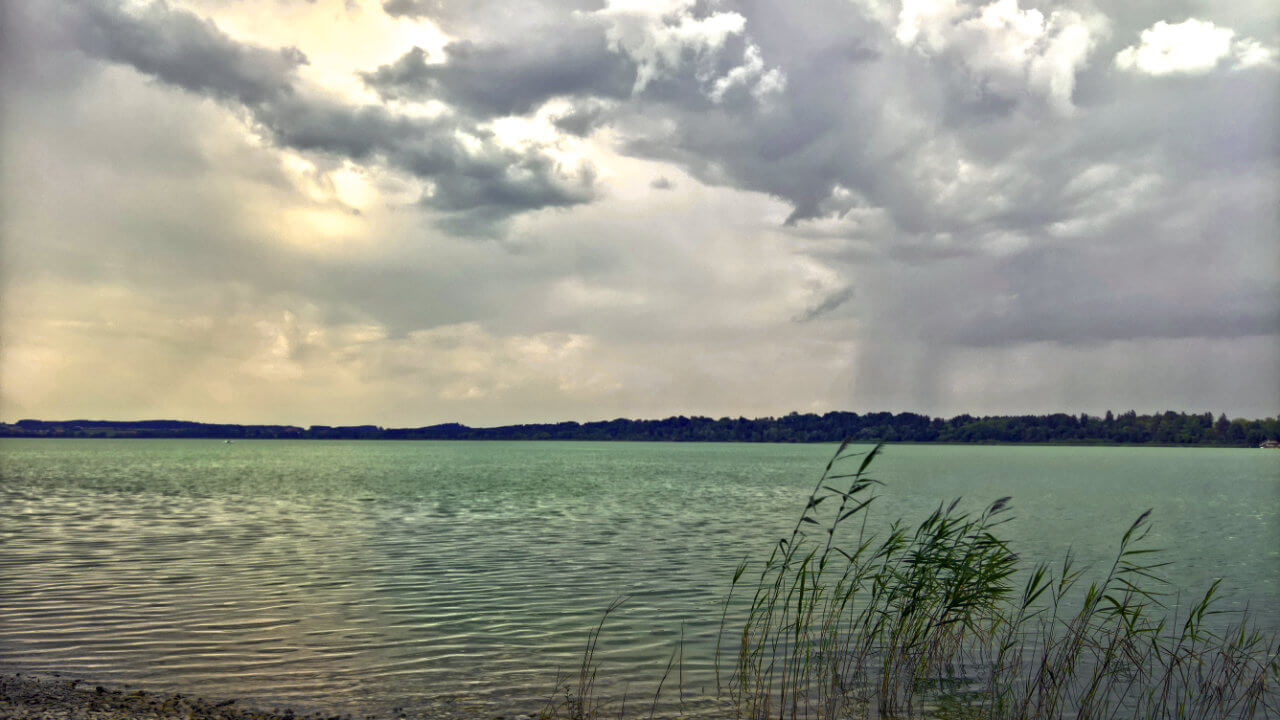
[1,0,1277,426]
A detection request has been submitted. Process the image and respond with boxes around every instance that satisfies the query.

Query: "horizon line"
[6,408,1278,429]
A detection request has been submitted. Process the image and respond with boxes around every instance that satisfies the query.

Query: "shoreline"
[5,411,1276,447]
[0,436,1271,449]
[0,672,546,720]
[0,673,365,720]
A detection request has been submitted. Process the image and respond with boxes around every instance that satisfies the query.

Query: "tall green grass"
[723,440,1278,719]
[549,440,1279,719]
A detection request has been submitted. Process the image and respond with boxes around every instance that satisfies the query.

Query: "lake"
[1,440,1276,717]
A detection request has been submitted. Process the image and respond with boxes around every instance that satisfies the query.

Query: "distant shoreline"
[0,437,1272,449]
[2,410,1277,447]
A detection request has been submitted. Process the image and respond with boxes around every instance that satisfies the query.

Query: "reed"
[550,441,1278,719]
[545,596,628,720]
[723,441,1279,720]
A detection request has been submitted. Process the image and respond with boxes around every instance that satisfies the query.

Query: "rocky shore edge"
[0,673,373,720]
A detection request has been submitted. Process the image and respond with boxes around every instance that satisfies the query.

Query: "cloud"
[63,0,598,230]
[381,0,433,17]
[1115,18,1278,76]
[3,0,1278,424]
[793,285,855,322]
[1233,38,1280,69]
[257,95,597,227]
[593,0,785,101]
[361,28,635,116]
[380,0,603,38]
[0,279,628,424]
[951,281,1280,347]
[893,0,1104,114]
[368,0,785,116]
[709,42,787,102]
[65,0,308,105]
[597,0,744,94]
[550,100,611,136]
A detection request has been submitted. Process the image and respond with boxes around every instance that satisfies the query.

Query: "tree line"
[3,410,1278,445]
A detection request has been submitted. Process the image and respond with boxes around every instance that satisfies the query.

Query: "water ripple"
[1,439,1277,718]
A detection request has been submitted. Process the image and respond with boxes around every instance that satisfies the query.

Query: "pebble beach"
[0,674,388,720]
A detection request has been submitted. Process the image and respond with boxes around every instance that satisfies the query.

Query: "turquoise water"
[1,440,1276,717]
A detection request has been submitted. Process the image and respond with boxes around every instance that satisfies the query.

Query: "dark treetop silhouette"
[4,411,1277,445]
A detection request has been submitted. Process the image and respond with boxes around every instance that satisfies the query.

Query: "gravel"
[0,674,368,720]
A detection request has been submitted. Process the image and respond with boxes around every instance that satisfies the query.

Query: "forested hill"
[3,411,1278,445]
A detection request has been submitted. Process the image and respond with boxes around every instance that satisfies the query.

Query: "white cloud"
[709,43,787,103]
[593,0,784,101]
[1115,18,1278,76]
[1233,37,1279,69]
[894,0,1104,114]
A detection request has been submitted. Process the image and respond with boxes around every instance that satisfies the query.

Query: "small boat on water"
[224,439,234,444]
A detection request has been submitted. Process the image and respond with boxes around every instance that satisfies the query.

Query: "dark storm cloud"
[64,0,597,226]
[381,0,603,34]
[65,0,308,105]
[955,237,1280,347]
[380,0,428,16]
[7,0,1279,422]
[362,26,634,116]
[601,0,895,224]
[43,0,1280,311]
[361,10,774,122]
[948,248,1280,347]
[371,0,794,133]
[955,295,1280,347]
[594,0,1278,345]
[793,285,855,322]
[599,8,907,230]
[258,95,596,225]
[551,101,610,136]
[361,0,1275,355]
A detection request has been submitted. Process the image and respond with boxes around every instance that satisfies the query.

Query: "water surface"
[1,440,1276,716]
